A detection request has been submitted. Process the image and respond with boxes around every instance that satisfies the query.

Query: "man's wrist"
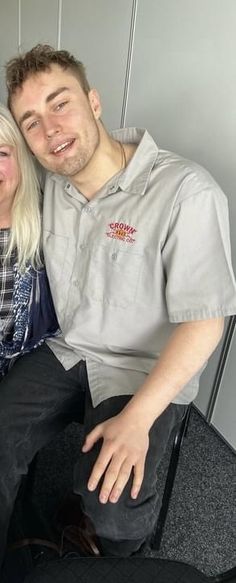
[122,398,158,432]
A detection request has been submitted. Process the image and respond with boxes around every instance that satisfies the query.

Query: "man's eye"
[27,120,39,131]
[0,151,8,157]
[55,101,68,111]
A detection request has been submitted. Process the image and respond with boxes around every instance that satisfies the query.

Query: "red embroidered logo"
[106,221,137,243]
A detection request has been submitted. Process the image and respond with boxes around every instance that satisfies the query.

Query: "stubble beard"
[47,123,100,178]
[53,152,88,177]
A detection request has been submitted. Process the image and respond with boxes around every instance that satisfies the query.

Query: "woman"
[0,102,58,377]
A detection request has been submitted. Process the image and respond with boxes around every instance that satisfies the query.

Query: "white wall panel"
[126,0,236,270]
[60,0,133,130]
[0,0,18,103]
[21,0,59,50]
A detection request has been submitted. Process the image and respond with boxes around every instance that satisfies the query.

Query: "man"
[1,44,236,564]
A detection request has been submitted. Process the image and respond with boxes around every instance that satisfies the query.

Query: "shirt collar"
[110,128,159,196]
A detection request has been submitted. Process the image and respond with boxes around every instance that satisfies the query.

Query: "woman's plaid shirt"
[0,229,15,341]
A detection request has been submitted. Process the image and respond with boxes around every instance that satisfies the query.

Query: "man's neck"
[69,125,136,200]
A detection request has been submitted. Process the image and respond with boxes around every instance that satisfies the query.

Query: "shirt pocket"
[87,245,143,308]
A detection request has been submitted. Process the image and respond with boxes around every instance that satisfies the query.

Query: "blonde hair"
[0,103,42,271]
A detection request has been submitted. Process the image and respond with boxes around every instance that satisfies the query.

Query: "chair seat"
[24,556,208,583]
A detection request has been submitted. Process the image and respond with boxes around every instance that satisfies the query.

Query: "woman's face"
[0,144,19,210]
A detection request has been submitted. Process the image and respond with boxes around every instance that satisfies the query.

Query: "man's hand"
[82,320,224,505]
[82,411,149,504]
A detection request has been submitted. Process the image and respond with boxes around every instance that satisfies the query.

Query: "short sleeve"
[162,174,236,322]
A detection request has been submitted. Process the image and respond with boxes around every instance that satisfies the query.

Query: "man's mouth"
[51,139,75,155]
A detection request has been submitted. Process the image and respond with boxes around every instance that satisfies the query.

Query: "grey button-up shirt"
[43,128,236,406]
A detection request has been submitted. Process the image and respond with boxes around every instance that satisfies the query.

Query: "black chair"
[152,403,192,550]
[23,557,236,583]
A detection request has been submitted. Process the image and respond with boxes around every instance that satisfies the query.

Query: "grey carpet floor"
[22,407,236,578]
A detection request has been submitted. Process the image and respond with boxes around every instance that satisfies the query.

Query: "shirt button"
[109,185,116,193]
[73,280,80,287]
[111,252,118,261]
[80,243,86,250]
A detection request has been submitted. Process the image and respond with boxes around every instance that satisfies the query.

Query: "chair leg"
[151,405,191,551]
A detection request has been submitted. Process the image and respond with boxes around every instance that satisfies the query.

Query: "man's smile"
[50,138,76,156]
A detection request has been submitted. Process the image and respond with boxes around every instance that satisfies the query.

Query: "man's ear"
[88,89,102,120]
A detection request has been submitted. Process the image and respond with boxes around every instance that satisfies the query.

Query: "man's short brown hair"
[6,44,90,107]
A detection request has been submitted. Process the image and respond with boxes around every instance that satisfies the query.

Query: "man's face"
[11,64,101,178]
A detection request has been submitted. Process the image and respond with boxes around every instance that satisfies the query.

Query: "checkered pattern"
[24,557,208,583]
[0,229,15,340]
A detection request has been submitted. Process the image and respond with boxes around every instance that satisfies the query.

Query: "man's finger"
[130,459,145,499]
[97,454,127,503]
[82,424,103,453]
[87,443,114,492]
[109,460,133,503]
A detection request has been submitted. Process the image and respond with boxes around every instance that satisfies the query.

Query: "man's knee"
[79,485,158,544]
[98,535,146,557]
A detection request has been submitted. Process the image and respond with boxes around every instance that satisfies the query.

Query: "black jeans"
[0,343,186,566]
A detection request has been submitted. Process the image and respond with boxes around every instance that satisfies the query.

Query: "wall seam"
[18,0,22,53]
[120,0,138,128]
[57,0,62,49]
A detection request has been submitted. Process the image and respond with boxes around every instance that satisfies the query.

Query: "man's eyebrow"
[45,86,69,104]
[18,87,69,127]
[19,110,36,127]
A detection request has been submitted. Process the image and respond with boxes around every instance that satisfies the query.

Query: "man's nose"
[43,115,61,139]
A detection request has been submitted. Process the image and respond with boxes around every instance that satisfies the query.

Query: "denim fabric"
[0,343,186,568]
[0,344,86,570]
[73,376,186,555]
